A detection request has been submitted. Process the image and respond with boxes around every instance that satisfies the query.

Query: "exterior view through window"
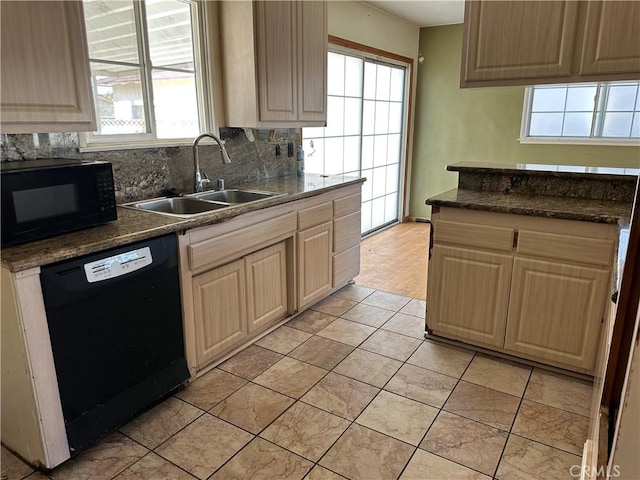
[303,51,407,235]
[522,82,640,141]
[83,0,200,141]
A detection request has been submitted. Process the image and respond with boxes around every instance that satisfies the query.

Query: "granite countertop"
[1,174,364,272]
[426,188,633,224]
[447,162,640,182]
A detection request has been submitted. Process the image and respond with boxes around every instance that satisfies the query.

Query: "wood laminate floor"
[355,221,430,300]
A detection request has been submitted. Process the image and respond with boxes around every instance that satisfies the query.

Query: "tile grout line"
[491,368,534,479]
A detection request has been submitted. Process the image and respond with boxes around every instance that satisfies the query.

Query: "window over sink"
[80,0,216,149]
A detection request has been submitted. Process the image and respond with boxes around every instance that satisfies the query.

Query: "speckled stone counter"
[1,174,364,272]
[427,162,636,224]
[428,188,632,224]
[448,162,638,202]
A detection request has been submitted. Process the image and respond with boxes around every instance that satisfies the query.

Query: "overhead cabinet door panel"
[255,1,297,122]
[0,1,96,132]
[580,0,640,75]
[462,0,580,82]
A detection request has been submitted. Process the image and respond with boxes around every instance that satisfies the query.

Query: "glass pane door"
[303,52,406,235]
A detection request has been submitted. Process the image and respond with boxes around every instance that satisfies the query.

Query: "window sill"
[78,136,224,153]
[518,137,640,147]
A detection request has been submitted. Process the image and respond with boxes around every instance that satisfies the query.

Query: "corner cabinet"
[219,1,327,127]
[0,1,96,133]
[461,0,640,87]
[427,209,617,373]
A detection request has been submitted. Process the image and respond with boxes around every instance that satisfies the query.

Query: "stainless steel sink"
[126,197,228,216]
[122,188,284,217]
[193,189,282,204]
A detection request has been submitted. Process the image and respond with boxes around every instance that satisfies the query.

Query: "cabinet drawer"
[334,211,361,253]
[517,230,614,266]
[333,244,360,287]
[189,212,296,272]
[434,220,514,252]
[298,201,332,230]
[334,193,361,217]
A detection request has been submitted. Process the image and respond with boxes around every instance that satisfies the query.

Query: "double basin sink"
[124,189,284,217]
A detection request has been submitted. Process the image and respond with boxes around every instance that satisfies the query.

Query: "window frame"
[79,0,218,151]
[519,82,640,146]
[303,42,412,236]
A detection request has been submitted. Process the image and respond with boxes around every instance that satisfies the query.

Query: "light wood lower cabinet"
[428,245,513,348]
[245,243,288,334]
[180,182,363,375]
[193,259,248,366]
[504,258,609,370]
[427,209,616,373]
[298,221,333,309]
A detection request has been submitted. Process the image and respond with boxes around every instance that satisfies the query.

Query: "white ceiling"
[366,0,464,27]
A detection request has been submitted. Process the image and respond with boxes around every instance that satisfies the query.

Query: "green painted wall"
[409,24,640,219]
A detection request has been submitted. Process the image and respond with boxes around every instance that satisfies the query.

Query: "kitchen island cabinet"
[426,163,634,374]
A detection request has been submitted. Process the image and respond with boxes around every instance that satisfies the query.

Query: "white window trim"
[79,0,218,152]
[518,86,640,147]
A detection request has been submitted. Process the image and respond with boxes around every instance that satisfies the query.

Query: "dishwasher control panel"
[84,247,152,283]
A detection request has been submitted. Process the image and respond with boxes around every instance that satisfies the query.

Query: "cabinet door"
[193,260,247,367]
[333,243,360,288]
[245,243,288,334]
[462,1,580,84]
[0,1,96,133]
[255,1,297,122]
[334,211,361,253]
[580,1,640,75]
[505,258,608,370]
[427,245,513,347]
[298,221,333,309]
[297,1,327,122]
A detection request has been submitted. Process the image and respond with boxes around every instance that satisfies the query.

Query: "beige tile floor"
[2,284,594,480]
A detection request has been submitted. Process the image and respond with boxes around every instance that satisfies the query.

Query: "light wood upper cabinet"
[219,1,327,127]
[297,0,328,122]
[580,1,640,76]
[462,1,580,83]
[461,0,640,87]
[504,258,608,370]
[0,1,96,133]
[428,244,513,348]
[255,1,297,122]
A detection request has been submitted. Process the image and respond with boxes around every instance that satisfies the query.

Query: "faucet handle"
[201,170,211,183]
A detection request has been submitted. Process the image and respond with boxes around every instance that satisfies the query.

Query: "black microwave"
[1,159,117,247]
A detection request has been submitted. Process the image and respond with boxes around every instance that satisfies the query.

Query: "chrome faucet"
[192,133,232,192]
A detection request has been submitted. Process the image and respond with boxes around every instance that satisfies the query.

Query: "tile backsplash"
[0,128,300,203]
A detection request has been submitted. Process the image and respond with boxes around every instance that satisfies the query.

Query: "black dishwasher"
[40,234,189,454]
